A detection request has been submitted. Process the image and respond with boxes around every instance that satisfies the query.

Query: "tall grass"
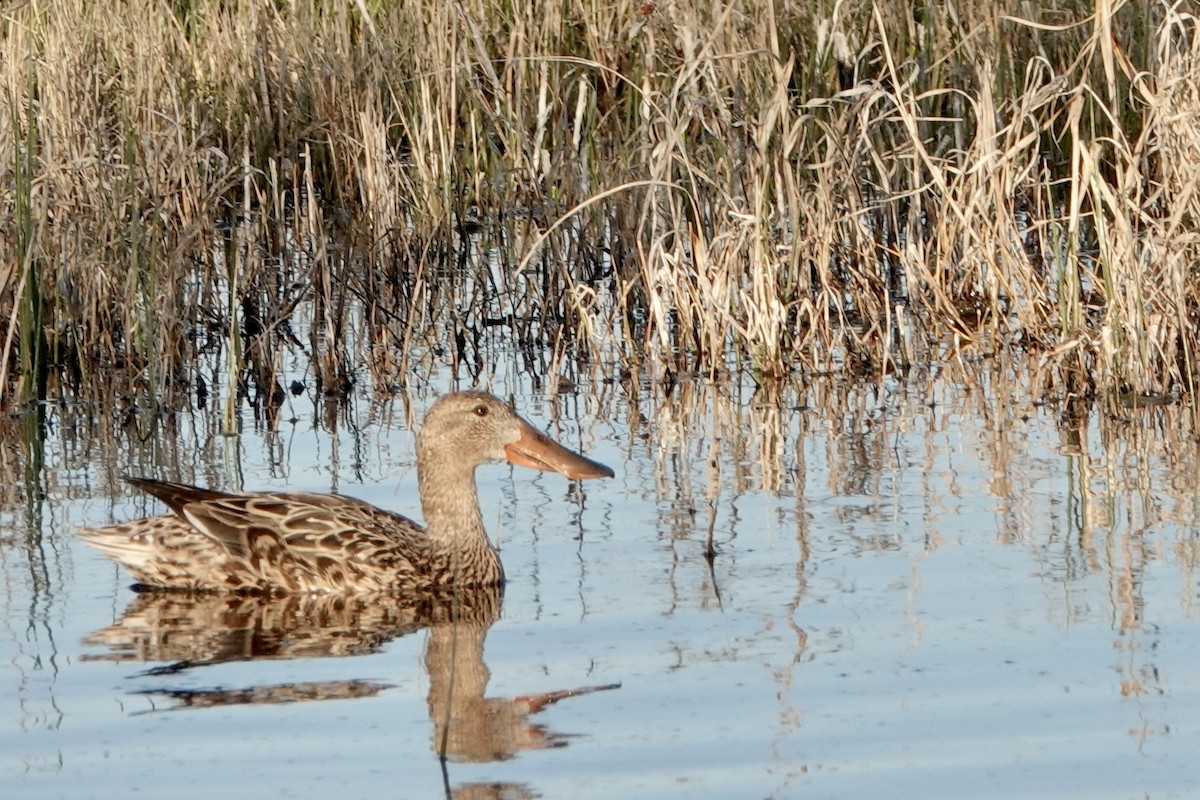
[1,0,1198,409]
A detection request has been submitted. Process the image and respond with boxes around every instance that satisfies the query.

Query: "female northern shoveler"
[80,391,613,594]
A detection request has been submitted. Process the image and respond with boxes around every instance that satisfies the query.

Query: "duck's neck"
[418,458,503,585]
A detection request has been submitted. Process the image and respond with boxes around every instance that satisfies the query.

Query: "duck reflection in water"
[84,585,619,764]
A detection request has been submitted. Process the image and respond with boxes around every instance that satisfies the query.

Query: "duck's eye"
[473,404,489,417]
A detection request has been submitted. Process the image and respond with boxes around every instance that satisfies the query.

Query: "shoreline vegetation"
[1,0,1199,416]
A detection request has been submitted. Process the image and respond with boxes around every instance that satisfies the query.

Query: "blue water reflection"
[4,373,1200,799]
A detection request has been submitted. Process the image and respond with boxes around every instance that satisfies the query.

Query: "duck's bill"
[504,420,615,480]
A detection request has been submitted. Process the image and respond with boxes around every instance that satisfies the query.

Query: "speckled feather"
[79,392,614,594]
[82,485,435,592]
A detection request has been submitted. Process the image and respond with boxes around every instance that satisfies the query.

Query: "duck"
[79,391,614,594]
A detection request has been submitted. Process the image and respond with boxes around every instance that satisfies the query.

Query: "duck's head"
[418,391,614,480]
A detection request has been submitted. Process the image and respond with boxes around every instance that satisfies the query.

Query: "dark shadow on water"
[83,586,619,792]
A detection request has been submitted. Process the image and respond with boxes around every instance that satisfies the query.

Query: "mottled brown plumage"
[79,392,613,594]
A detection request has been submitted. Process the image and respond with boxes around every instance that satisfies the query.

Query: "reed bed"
[1,0,1199,411]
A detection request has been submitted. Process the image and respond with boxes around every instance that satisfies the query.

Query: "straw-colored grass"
[1,0,1199,409]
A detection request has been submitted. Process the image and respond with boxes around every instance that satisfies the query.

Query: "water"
[5,371,1200,799]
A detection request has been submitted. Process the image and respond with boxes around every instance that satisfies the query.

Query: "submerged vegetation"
[0,0,1198,411]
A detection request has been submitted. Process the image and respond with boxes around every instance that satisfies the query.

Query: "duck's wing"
[125,477,231,512]
[126,479,433,593]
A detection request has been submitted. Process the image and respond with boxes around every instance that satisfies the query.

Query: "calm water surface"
[4,373,1200,799]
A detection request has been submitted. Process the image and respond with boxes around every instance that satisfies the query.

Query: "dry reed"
[0,0,1198,411]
